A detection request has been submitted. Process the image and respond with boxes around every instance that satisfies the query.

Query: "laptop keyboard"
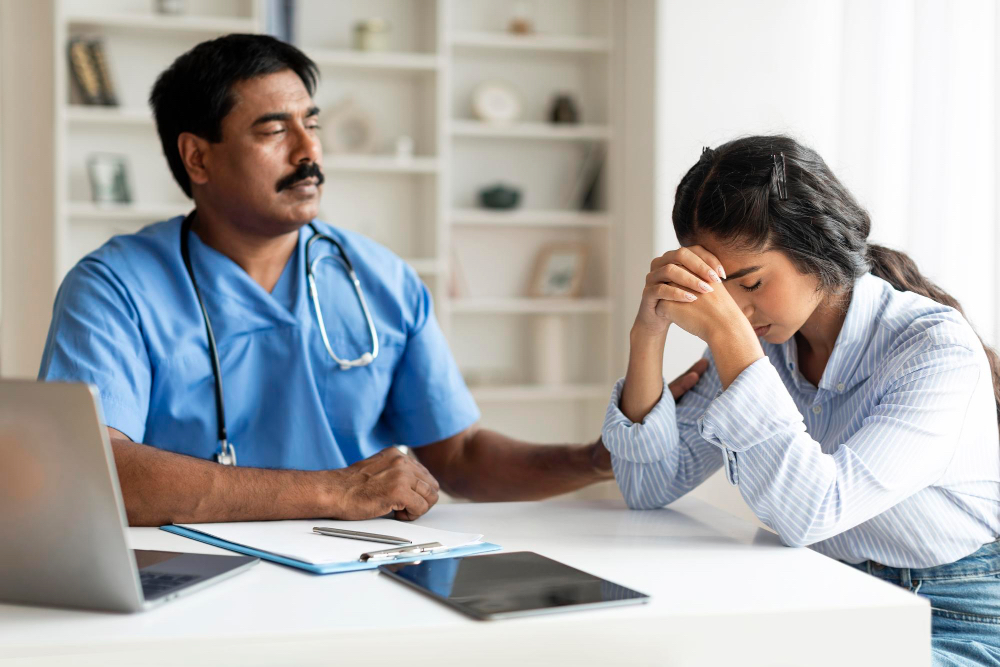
[140,572,199,599]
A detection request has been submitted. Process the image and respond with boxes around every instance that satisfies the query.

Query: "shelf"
[404,258,444,276]
[450,31,610,55]
[67,202,186,222]
[469,383,609,402]
[66,12,257,35]
[323,155,439,175]
[64,105,153,126]
[451,120,610,142]
[309,49,441,73]
[450,298,611,314]
[450,208,609,228]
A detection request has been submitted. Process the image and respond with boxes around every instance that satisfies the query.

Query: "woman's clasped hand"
[636,245,750,345]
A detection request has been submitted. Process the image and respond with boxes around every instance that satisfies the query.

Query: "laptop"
[0,380,258,612]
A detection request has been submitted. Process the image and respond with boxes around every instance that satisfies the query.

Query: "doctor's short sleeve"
[383,278,479,447]
[38,259,151,442]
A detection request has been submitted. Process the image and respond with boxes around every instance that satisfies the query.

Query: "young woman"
[604,136,1000,665]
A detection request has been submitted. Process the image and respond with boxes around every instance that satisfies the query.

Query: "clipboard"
[161,525,501,575]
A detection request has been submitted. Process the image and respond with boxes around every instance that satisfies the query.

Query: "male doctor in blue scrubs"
[39,35,703,526]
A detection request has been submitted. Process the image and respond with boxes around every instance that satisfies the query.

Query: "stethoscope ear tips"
[359,352,373,364]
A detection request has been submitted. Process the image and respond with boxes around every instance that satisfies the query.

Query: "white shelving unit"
[65,11,258,35]
[450,208,610,228]
[450,30,610,54]
[451,119,611,141]
[54,0,621,445]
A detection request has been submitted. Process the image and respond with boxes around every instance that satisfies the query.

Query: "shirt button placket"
[725,449,739,486]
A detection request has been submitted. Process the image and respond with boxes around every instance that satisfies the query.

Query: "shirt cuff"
[697,357,804,452]
[601,377,677,463]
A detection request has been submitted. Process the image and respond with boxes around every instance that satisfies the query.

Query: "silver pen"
[312,526,412,545]
[362,542,447,562]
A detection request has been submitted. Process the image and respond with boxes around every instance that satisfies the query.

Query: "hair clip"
[702,146,711,155]
[772,152,788,201]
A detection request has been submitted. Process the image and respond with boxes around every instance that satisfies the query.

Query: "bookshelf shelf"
[450,31,610,55]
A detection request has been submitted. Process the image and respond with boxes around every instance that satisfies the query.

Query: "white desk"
[0,498,929,666]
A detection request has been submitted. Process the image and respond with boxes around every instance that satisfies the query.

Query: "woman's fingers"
[646,282,698,305]
[685,245,726,281]
[674,247,723,284]
[650,247,724,286]
[647,263,715,294]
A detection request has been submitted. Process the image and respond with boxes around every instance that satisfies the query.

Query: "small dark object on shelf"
[549,94,580,124]
[478,184,521,210]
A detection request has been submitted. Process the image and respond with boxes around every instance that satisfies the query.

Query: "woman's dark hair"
[673,135,1000,422]
[149,34,319,198]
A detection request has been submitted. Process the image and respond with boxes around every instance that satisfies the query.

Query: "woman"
[604,136,1000,665]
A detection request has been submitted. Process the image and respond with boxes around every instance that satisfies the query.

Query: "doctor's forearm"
[110,436,339,526]
[425,428,613,502]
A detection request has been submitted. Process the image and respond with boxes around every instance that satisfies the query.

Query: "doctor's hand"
[329,447,440,521]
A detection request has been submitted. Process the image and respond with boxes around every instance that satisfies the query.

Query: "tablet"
[378,551,650,620]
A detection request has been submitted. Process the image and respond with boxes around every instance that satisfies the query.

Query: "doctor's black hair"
[674,135,1000,423]
[149,34,319,198]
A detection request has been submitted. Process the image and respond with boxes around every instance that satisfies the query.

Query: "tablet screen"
[379,551,649,620]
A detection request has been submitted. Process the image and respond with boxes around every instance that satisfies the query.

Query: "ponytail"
[868,244,1000,424]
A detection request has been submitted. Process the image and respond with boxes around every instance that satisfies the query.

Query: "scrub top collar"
[185,220,341,339]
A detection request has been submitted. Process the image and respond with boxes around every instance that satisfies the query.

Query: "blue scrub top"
[38,216,480,470]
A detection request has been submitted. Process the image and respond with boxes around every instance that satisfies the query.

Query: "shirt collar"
[781,273,887,394]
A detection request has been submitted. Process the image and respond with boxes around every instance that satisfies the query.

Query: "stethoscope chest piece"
[214,441,237,466]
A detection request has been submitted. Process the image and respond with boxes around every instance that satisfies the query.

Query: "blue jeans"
[849,540,1000,666]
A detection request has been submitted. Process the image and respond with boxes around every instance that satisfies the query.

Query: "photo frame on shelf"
[87,154,132,205]
[528,243,588,298]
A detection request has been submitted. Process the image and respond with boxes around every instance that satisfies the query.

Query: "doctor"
[40,34,702,526]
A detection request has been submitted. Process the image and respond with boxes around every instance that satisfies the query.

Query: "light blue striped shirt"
[604,273,1000,568]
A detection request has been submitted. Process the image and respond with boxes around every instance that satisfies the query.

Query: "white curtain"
[835,0,999,343]
[653,0,998,521]
[655,0,998,353]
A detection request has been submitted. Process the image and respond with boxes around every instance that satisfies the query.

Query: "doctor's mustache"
[276,163,325,193]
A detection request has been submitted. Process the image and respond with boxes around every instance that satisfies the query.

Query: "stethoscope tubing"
[180,212,378,465]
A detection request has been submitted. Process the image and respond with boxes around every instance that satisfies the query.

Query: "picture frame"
[528,242,588,298]
[87,154,132,205]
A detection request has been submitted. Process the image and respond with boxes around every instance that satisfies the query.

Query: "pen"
[312,527,412,545]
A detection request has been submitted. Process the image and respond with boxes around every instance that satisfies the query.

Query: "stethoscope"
[180,211,379,466]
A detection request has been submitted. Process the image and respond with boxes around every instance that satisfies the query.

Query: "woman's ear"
[177,132,211,188]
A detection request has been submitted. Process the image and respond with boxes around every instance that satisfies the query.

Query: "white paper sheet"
[174,518,483,565]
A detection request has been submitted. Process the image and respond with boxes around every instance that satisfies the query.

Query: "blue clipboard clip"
[361,541,449,562]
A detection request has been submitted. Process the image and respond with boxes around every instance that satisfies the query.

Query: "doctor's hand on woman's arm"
[619,246,764,425]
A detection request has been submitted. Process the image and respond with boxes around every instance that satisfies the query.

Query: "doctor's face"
[204,69,324,233]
